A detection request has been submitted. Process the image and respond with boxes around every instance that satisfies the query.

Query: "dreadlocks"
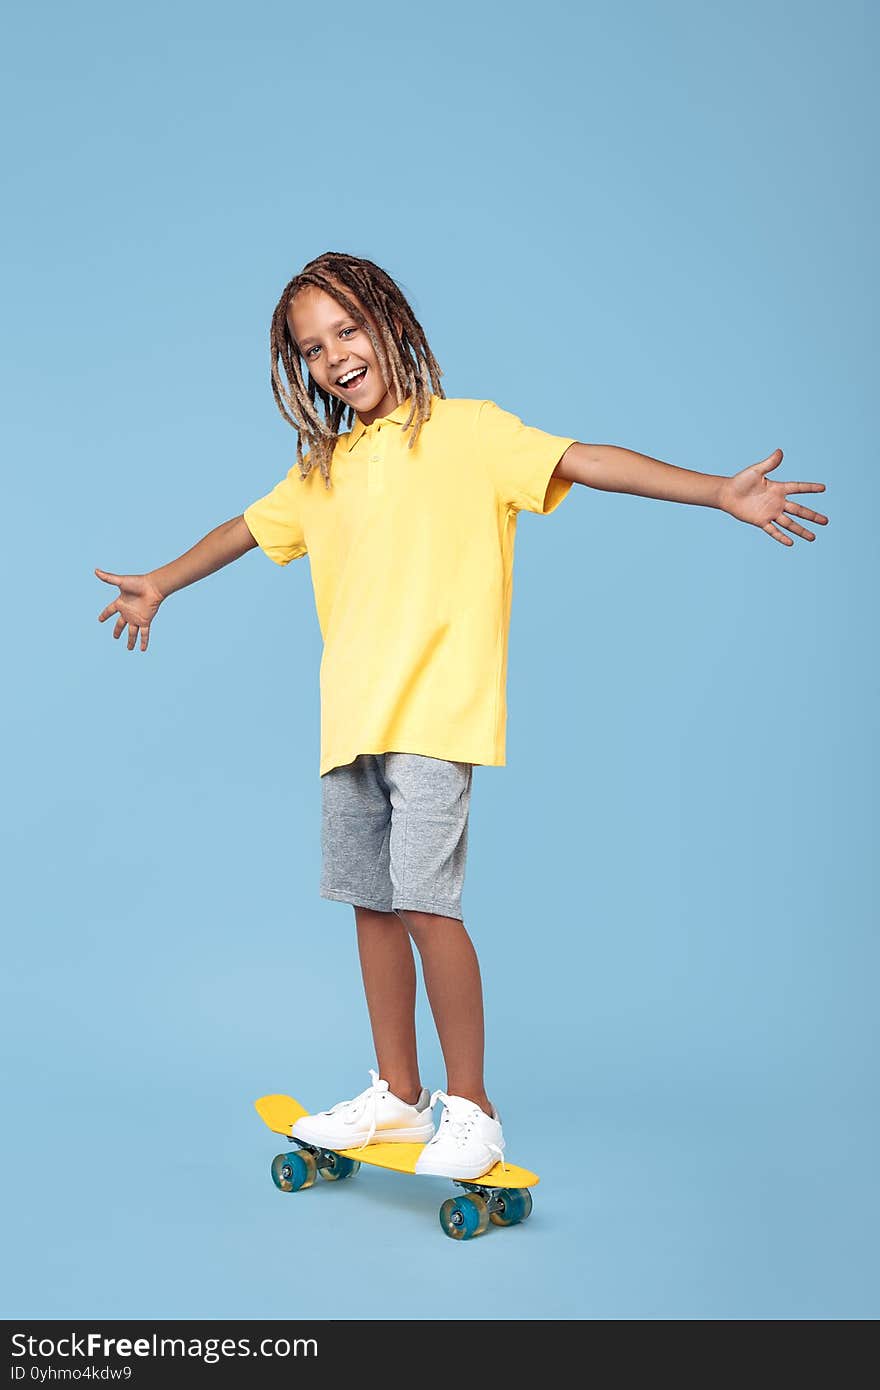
[269,251,445,489]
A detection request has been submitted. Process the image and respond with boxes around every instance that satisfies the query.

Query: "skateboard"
[255,1093,539,1241]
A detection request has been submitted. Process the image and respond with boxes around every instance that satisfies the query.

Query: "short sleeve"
[243,463,308,566]
[474,399,576,515]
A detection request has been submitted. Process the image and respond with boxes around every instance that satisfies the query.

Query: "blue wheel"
[439,1194,490,1240]
[318,1152,361,1182]
[489,1188,533,1226]
[271,1149,318,1193]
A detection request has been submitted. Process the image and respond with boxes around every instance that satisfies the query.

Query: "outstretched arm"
[96,514,258,652]
[553,443,829,547]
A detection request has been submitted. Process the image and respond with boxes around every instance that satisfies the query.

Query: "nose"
[327,340,349,367]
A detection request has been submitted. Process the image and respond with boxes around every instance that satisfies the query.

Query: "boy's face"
[289,285,403,426]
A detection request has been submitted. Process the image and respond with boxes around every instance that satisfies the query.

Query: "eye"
[304,326,356,358]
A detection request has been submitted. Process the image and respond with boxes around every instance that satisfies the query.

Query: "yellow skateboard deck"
[254,1093,539,1240]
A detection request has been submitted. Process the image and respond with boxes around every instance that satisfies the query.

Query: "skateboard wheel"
[489,1188,533,1226]
[271,1149,318,1193]
[318,1153,361,1182]
[439,1194,490,1240]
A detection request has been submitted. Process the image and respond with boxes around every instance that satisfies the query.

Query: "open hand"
[719,450,829,545]
[95,569,165,651]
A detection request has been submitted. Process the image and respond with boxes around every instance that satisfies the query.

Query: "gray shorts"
[320,752,473,921]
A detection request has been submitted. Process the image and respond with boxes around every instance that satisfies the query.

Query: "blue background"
[2,0,876,1319]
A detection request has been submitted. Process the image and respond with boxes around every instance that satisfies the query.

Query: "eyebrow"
[296,318,353,349]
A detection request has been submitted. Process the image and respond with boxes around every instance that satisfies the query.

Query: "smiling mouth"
[337,366,368,392]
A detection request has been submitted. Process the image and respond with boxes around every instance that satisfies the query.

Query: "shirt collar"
[344,394,422,452]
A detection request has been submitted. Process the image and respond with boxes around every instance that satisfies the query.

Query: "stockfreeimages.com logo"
[11,1332,318,1368]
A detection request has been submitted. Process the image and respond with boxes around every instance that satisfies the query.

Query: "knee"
[395,909,445,938]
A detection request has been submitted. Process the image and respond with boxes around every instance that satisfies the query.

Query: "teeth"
[339,367,365,384]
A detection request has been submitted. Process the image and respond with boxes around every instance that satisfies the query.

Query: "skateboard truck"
[457,1180,534,1225]
[283,1138,362,1177]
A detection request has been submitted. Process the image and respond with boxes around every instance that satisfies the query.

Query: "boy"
[96,251,828,1179]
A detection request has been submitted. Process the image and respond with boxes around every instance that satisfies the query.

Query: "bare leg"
[354,905,423,1105]
[397,910,492,1116]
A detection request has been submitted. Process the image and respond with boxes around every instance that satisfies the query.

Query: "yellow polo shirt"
[243,395,576,776]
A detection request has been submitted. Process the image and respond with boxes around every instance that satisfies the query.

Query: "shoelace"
[329,1068,390,1150]
[428,1090,507,1173]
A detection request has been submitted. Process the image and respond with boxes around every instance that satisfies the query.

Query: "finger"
[779,481,826,496]
[113,616,126,640]
[758,448,784,475]
[141,626,150,652]
[95,569,123,585]
[763,521,793,546]
[127,623,139,651]
[776,513,815,542]
[98,600,120,623]
[784,501,829,525]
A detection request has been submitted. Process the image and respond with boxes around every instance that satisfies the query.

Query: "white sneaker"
[414,1091,506,1179]
[291,1069,435,1150]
